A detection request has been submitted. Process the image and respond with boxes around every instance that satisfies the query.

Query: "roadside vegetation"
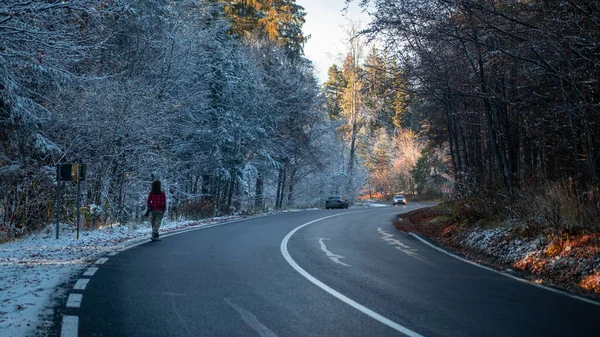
[0,1,360,241]
[394,201,600,299]
[340,0,600,299]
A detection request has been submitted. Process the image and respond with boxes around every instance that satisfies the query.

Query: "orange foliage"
[440,224,455,237]
[357,192,386,200]
[513,253,548,273]
[580,274,600,293]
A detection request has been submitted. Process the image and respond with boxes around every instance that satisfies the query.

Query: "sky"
[297,0,371,83]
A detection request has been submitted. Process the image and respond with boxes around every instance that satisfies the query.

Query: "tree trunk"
[226,169,235,212]
[275,167,283,209]
[202,174,210,196]
[348,77,357,173]
[254,172,263,209]
[287,167,297,207]
[279,167,287,208]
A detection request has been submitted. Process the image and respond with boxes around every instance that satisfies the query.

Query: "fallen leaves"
[580,274,600,293]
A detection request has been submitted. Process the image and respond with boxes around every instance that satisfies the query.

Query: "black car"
[325,196,349,209]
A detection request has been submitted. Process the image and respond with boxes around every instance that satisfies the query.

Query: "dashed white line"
[73,278,90,290]
[225,298,278,337]
[378,228,433,265]
[66,294,83,308]
[83,267,98,277]
[318,238,351,266]
[281,213,424,337]
[61,315,78,337]
[57,214,279,337]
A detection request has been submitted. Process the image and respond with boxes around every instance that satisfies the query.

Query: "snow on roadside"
[458,226,600,295]
[0,213,263,337]
[394,207,600,299]
[461,227,544,265]
[355,201,390,207]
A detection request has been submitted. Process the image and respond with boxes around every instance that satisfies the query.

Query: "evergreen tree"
[323,65,347,120]
[219,0,307,58]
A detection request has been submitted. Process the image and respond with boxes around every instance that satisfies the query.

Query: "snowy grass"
[0,220,168,337]
[0,212,263,337]
[459,226,600,296]
[461,227,543,264]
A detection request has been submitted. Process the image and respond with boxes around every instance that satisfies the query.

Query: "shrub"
[452,181,600,235]
[180,198,215,220]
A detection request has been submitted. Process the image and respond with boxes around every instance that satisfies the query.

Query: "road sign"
[57,164,87,182]
[55,163,87,239]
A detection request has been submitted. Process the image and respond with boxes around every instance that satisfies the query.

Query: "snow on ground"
[357,201,390,207]
[458,226,600,295]
[461,227,543,264]
[0,211,281,337]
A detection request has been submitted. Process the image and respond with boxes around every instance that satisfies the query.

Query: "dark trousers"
[150,211,164,238]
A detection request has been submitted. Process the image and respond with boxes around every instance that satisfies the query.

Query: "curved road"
[63,205,599,337]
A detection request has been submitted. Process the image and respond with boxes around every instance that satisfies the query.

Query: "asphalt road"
[68,204,600,337]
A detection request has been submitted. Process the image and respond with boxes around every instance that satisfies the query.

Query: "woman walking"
[146,180,166,241]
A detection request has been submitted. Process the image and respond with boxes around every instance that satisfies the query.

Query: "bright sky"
[298,0,371,83]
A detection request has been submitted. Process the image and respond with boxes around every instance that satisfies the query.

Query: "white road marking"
[378,228,432,265]
[225,298,278,337]
[378,228,411,249]
[83,267,99,277]
[95,257,108,264]
[56,209,397,337]
[66,294,83,308]
[318,238,351,266]
[162,292,186,297]
[409,233,600,307]
[169,297,200,336]
[73,278,90,290]
[61,315,78,337]
[281,213,425,337]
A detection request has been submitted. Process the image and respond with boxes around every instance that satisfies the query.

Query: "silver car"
[392,195,407,205]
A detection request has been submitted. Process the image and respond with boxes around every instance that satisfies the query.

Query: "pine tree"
[218,0,307,58]
[323,65,347,120]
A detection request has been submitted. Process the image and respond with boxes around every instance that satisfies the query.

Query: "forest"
[1,0,599,238]
[343,0,600,233]
[0,0,356,236]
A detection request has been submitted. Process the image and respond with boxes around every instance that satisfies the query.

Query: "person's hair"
[151,180,161,194]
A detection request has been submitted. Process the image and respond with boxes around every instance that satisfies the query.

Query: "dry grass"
[453,182,600,235]
[515,183,600,233]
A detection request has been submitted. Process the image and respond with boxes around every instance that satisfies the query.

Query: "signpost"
[55,163,87,239]
[55,165,61,239]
